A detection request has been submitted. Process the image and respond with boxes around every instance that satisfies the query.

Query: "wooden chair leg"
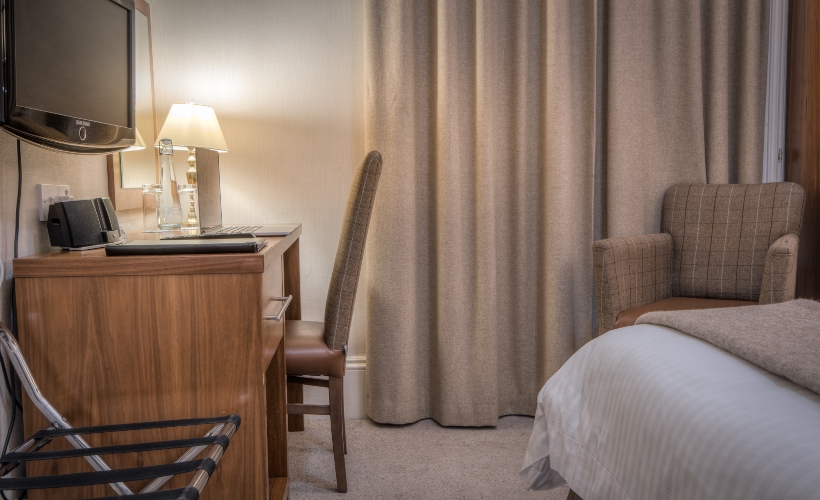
[287,382,305,432]
[341,381,347,455]
[329,376,347,492]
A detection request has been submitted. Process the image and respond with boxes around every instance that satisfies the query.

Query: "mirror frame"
[107,0,158,210]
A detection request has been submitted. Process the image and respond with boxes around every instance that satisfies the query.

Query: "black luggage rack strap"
[0,414,240,499]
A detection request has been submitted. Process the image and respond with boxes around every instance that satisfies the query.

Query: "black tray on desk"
[105,238,267,256]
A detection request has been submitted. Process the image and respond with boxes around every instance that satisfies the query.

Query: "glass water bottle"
[158,138,183,230]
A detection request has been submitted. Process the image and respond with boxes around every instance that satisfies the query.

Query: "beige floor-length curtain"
[365,0,769,427]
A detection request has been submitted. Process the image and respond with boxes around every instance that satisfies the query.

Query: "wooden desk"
[12,226,302,499]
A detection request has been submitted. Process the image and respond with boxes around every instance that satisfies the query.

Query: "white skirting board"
[302,356,366,420]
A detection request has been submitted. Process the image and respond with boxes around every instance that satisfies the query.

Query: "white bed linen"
[521,324,820,500]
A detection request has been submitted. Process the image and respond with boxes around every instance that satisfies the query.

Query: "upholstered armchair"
[593,182,805,335]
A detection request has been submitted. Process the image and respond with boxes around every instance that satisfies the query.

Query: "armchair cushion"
[759,233,799,304]
[614,297,755,329]
[593,233,672,334]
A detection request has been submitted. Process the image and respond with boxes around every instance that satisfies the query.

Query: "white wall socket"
[37,184,72,222]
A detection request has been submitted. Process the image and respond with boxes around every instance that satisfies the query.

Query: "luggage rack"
[0,324,239,499]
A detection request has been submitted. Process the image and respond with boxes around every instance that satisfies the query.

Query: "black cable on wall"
[1,140,26,500]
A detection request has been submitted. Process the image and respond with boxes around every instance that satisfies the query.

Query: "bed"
[520,322,820,500]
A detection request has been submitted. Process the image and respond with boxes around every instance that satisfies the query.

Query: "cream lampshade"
[154,103,228,152]
[155,103,228,228]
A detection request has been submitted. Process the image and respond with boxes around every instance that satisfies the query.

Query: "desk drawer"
[261,256,286,367]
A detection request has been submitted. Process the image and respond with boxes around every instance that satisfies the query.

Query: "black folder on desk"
[105,237,267,256]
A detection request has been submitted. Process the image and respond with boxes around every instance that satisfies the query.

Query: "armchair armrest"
[593,233,672,334]
[759,233,799,304]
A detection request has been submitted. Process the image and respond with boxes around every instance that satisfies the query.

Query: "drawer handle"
[264,296,292,323]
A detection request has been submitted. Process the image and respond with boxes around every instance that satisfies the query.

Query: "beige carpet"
[287,416,568,499]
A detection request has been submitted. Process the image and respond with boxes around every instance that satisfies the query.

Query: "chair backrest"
[323,151,383,350]
[661,182,805,301]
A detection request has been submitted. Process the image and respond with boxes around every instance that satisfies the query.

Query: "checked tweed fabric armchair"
[593,182,806,335]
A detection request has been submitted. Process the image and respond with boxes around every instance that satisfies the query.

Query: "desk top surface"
[13,224,301,278]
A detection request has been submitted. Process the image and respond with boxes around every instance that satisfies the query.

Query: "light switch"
[37,184,72,222]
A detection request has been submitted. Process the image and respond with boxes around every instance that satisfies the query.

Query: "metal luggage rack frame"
[0,324,239,500]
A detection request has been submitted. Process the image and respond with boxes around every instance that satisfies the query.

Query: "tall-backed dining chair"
[593,182,805,334]
[285,150,382,493]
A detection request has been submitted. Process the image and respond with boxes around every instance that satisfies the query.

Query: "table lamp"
[155,103,228,227]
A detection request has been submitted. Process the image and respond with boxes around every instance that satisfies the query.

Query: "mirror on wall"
[108,0,156,210]
[122,5,157,187]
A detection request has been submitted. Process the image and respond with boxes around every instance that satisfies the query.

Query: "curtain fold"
[600,0,769,237]
[365,0,769,426]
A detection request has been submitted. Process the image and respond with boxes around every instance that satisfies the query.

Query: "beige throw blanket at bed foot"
[636,299,820,395]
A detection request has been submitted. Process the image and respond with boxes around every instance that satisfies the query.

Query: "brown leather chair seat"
[285,320,346,378]
[614,297,756,329]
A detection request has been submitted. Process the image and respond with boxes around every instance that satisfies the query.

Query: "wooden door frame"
[785,0,820,299]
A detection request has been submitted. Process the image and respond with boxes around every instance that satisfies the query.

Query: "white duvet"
[521,324,820,500]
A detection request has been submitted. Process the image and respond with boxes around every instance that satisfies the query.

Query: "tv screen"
[16,0,130,128]
[0,0,135,153]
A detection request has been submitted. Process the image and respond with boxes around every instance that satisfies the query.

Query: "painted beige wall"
[150,0,368,357]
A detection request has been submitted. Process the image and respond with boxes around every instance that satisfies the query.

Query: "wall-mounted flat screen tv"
[0,0,135,154]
